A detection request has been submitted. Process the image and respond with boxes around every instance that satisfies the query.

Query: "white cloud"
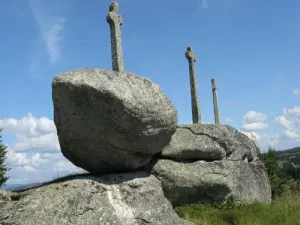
[265,134,280,148]
[243,111,267,123]
[256,134,280,151]
[242,122,268,131]
[45,17,65,64]
[293,89,300,96]
[265,106,300,150]
[242,111,268,131]
[283,130,299,139]
[0,113,59,153]
[6,147,30,167]
[53,160,81,172]
[0,113,56,137]
[29,0,65,64]
[284,107,300,116]
[24,165,36,172]
[242,107,300,151]
[276,107,300,136]
[275,116,291,129]
[1,113,83,186]
[240,132,281,152]
[13,132,60,152]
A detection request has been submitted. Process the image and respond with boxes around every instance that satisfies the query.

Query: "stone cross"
[185,46,201,124]
[211,78,220,124]
[106,1,124,72]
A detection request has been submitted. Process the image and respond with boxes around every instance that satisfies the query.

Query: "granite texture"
[52,68,177,174]
[162,124,258,161]
[0,172,192,225]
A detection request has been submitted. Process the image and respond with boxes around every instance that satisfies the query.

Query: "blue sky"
[0,0,300,186]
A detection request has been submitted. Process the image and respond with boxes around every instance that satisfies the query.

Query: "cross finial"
[106,1,124,72]
[185,46,196,63]
[109,1,119,13]
[211,78,216,90]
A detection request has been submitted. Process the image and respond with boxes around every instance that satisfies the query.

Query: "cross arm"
[119,15,123,25]
[106,12,123,26]
[185,51,196,62]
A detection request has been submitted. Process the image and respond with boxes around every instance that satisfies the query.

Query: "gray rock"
[52,69,177,173]
[162,124,258,161]
[162,125,226,160]
[145,159,271,207]
[0,172,192,225]
[0,190,13,202]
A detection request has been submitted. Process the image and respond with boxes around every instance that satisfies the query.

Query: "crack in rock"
[179,126,238,158]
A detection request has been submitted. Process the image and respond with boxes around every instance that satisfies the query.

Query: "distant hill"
[277,146,300,154]
[263,146,300,179]
[1,183,23,190]
[1,183,42,191]
[275,146,300,166]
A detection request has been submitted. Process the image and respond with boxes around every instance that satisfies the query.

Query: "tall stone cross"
[211,78,220,124]
[185,46,201,124]
[106,1,124,72]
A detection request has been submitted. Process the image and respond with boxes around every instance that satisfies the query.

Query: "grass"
[175,191,300,225]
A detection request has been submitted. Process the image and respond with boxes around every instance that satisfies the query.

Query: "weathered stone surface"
[162,124,258,161]
[162,125,226,160]
[52,69,177,173]
[0,172,192,225]
[0,190,13,202]
[144,158,271,207]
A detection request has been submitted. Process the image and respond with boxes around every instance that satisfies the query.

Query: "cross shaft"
[211,78,220,124]
[106,2,124,72]
[185,46,201,124]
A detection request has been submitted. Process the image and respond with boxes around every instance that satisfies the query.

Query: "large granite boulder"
[162,124,258,161]
[52,69,177,174]
[144,124,271,207]
[145,158,271,207]
[0,172,192,225]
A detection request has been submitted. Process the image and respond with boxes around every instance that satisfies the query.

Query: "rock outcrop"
[0,172,192,225]
[144,158,271,207]
[143,124,271,206]
[52,69,177,174]
[0,190,14,202]
[51,68,271,209]
[162,124,258,161]
[10,67,272,225]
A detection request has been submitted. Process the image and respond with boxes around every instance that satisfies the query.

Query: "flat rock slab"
[0,172,192,225]
[144,158,271,207]
[162,124,259,161]
[52,69,177,173]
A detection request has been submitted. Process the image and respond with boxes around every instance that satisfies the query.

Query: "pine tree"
[0,128,9,187]
[260,147,287,197]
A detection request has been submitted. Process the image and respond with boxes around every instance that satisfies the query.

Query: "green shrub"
[0,128,9,187]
